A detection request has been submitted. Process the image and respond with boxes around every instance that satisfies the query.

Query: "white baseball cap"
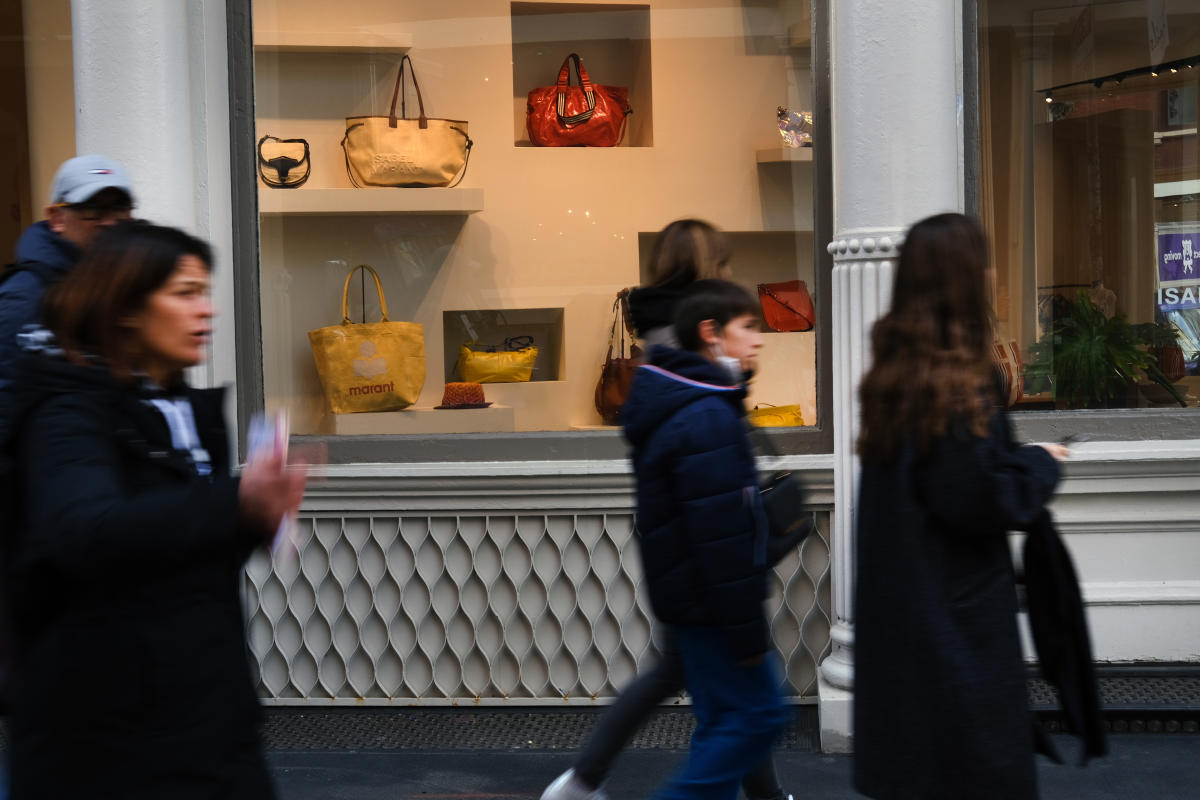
[50,154,134,206]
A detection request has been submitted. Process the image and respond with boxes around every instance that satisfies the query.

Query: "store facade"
[17,0,1200,752]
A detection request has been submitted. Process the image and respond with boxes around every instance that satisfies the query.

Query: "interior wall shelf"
[257,188,484,216]
[756,147,814,164]
[253,31,412,53]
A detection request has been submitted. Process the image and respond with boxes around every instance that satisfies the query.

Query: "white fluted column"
[818,1,964,752]
[70,0,235,392]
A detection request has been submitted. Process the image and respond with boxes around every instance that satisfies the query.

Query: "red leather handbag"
[527,53,632,147]
[758,280,815,332]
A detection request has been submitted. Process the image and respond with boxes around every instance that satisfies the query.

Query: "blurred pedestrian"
[4,221,304,799]
[0,155,135,419]
[627,217,732,349]
[620,279,788,800]
[853,212,1067,799]
[0,156,135,719]
[543,222,792,800]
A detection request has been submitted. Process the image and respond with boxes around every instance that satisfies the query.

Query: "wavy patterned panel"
[245,511,832,703]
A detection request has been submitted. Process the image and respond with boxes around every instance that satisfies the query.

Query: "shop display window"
[239,0,827,449]
[979,0,1200,412]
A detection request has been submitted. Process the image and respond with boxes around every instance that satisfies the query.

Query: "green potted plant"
[1026,290,1186,409]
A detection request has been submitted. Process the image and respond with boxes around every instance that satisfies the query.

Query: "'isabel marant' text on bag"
[308,265,426,413]
[342,55,472,188]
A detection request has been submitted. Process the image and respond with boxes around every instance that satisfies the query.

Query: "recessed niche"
[511,2,653,147]
[442,308,565,383]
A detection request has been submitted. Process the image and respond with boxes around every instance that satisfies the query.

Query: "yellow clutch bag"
[457,337,539,383]
[747,404,806,427]
[307,264,426,413]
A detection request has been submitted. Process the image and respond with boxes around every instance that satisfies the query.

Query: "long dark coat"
[853,407,1060,800]
[5,350,274,799]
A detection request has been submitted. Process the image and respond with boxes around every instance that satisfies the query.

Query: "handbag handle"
[257,134,310,168]
[555,53,597,126]
[504,335,535,351]
[340,264,390,324]
[759,282,815,328]
[604,288,638,362]
[389,54,428,130]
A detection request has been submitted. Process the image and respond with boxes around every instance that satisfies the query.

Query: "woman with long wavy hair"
[852,213,1067,799]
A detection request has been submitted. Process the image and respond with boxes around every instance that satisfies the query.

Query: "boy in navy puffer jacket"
[622,279,788,800]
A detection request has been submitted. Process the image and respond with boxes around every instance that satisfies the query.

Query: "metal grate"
[244,511,833,704]
[1029,674,1200,711]
[259,707,821,752]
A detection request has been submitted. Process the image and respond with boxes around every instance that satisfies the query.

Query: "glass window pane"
[248,1,823,439]
[979,1,1200,411]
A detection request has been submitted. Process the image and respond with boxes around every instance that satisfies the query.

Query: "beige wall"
[23,0,75,214]
[253,0,818,434]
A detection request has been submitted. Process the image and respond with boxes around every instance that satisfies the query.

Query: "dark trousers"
[575,628,787,799]
[653,627,789,800]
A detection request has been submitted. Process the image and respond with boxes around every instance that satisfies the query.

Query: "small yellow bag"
[457,337,539,383]
[747,404,806,427]
[308,265,425,413]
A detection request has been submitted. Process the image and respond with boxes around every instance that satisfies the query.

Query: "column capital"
[827,227,907,261]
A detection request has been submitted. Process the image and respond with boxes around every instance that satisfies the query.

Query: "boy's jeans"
[654,626,789,800]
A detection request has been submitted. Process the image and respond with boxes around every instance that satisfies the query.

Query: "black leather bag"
[751,427,814,564]
[258,134,311,188]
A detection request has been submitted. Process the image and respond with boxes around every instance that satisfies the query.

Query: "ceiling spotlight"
[1045,93,1053,104]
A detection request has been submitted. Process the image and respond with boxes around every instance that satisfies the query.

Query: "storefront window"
[979,1,1200,412]
[240,0,828,446]
[0,0,76,260]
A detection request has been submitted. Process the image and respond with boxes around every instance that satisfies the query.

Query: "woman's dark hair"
[646,218,731,289]
[43,220,213,381]
[674,279,761,351]
[857,213,996,463]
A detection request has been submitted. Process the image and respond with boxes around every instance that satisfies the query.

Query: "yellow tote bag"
[457,338,539,383]
[308,265,425,413]
[747,404,806,427]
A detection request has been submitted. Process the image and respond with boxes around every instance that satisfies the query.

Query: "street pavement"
[267,734,1200,799]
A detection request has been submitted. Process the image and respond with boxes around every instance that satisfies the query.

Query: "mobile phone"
[1059,433,1092,445]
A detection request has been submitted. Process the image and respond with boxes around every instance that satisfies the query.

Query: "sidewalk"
[263,709,1200,799]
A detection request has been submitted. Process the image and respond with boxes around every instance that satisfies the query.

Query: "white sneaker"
[540,769,609,800]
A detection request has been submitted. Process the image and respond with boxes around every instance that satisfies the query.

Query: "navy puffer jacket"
[622,345,770,661]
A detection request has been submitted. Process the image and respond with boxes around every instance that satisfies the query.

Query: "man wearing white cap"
[0,155,134,399]
[0,156,134,783]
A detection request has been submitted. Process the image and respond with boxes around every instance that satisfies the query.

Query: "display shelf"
[756,147,814,164]
[331,406,515,435]
[257,188,484,216]
[254,31,412,53]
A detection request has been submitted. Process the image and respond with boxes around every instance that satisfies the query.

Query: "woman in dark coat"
[5,222,305,799]
[853,213,1068,799]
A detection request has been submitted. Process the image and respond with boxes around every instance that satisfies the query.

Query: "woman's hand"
[238,451,307,543]
[1035,443,1070,462]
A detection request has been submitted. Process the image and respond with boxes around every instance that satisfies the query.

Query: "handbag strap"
[504,335,535,351]
[759,282,814,327]
[389,54,428,129]
[257,134,310,168]
[604,288,637,362]
[340,264,390,324]
[556,53,597,126]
